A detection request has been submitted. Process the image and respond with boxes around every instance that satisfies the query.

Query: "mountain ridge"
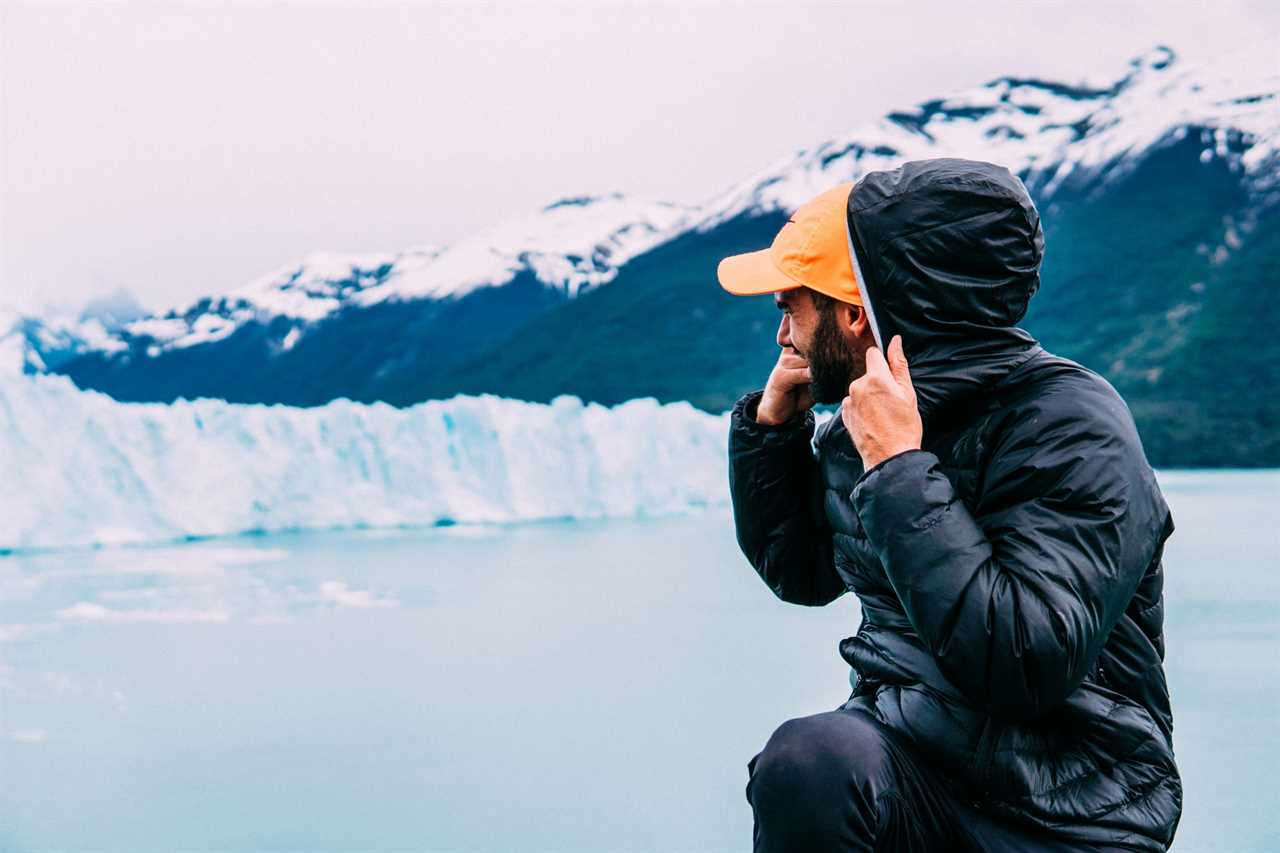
[6,39,1277,466]
[10,38,1276,371]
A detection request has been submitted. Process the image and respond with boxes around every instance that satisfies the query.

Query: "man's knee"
[747,710,892,821]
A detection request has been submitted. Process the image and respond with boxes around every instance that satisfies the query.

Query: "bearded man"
[717,159,1180,852]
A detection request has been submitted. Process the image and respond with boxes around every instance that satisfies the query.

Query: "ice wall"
[0,373,731,551]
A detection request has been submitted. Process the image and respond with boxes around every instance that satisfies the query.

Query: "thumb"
[887,335,912,388]
[864,342,889,379]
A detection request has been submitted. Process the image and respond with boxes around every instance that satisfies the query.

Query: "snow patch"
[54,602,232,624]
[318,581,397,609]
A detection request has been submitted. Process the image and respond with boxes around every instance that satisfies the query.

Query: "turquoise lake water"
[1,470,1276,852]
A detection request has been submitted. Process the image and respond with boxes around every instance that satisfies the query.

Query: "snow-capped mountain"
[9,40,1278,467]
[695,41,1277,230]
[419,40,1280,468]
[5,193,693,372]
[205,191,693,329]
[20,40,1277,375]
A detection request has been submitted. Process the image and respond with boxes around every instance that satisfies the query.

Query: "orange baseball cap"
[716,181,861,306]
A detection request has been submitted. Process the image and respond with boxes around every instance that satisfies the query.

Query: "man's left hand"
[842,334,924,470]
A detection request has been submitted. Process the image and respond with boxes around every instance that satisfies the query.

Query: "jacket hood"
[846,158,1045,429]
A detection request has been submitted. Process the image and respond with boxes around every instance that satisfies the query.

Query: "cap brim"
[717,249,802,296]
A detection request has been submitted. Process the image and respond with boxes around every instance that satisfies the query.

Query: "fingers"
[786,366,812,387]
[778,349,808,368]
[771,348,811,396]
[858,336,911,391]
[863,342,890,380]
[886,335,912,387]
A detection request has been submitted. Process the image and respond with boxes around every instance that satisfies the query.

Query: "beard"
[802,305,862,405]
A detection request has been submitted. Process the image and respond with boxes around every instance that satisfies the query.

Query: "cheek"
[791,321,813,353]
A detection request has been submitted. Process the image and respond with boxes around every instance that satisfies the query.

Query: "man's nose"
[776,314,791,349]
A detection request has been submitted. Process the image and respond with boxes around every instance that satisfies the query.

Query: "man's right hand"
[756,347,815,425]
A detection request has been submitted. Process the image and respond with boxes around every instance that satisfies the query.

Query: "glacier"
[0,370,731,552]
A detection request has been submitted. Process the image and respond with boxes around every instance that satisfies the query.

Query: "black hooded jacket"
[728,159,1180,849]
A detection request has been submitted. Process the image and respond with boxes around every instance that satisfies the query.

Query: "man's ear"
[852,305,869,337]
[840,302,870,339]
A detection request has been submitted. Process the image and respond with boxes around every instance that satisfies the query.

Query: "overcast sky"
[2,0,1277,315]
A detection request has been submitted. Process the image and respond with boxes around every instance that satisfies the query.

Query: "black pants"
[746,708,1122,853]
